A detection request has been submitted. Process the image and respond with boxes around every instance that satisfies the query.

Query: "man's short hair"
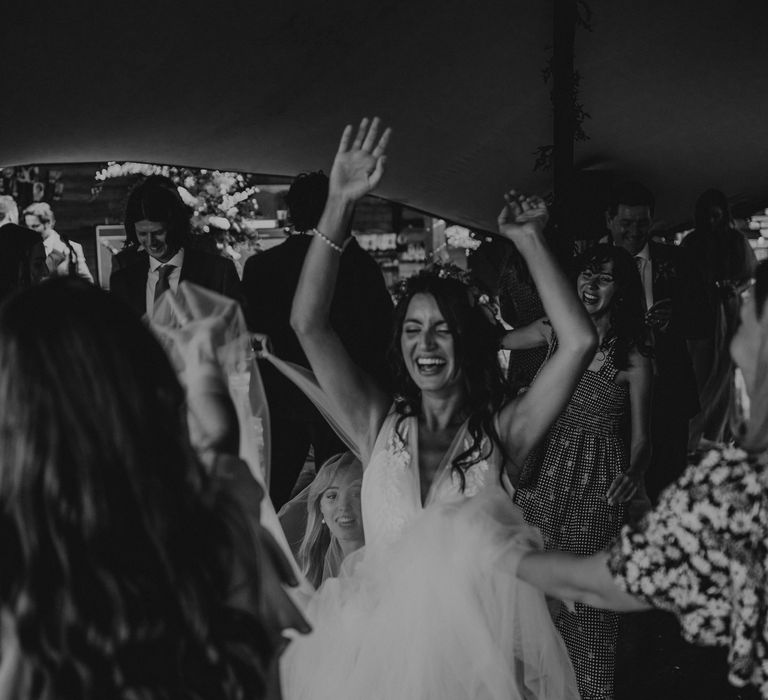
[285,171,329,232]
[22,201,55,227]
[608,181,655,218]
[0,195,19,225]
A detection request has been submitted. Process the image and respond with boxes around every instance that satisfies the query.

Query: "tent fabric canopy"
[3,0,768,232]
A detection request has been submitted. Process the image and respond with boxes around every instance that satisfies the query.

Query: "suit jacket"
[242,234,394,419]
[109,248,243,316]
[649,240,713,419]
[0,223,40,302]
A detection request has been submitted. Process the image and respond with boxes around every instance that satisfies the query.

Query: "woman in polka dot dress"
[502,244,652,699]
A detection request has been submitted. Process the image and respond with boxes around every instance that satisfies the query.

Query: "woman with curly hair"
[502,243,652,699]
[277,118,596,699]
[0,277,303,699]
[517,260,768,699]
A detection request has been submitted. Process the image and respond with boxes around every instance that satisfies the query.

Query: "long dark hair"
[388,269,511,487]
[123,175,191,250]
[0,279,273,699]
[573,243,652,369]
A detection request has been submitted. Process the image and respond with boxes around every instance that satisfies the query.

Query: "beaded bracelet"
[311,228,349,254]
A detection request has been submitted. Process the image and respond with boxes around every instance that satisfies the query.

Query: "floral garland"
[94,162,262,245]
[392,262,499,323]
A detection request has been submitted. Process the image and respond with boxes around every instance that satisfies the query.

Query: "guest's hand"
[645,298,672,332]
[497,190,549,243]
[251,332,274,358]
[329,117,392,203]
[606,470,641,505]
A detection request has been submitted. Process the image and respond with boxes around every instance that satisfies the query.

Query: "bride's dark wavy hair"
[387,269,511,488]
[0,279,274,699]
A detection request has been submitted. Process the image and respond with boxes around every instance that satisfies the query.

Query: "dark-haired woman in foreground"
[279,118,597,699]
[518,260,768,698]
[503,243,652,699]
[0,278,301,699]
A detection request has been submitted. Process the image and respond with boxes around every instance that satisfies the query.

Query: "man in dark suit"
[110,176,242,317]
[607,182,712,502]
[243,172,393,509]
[0,195,42,302]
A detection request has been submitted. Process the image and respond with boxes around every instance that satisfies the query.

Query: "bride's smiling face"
[401,293,462,394]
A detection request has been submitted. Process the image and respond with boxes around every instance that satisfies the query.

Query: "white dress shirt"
[634,243,654,309]
[147,247,185,316]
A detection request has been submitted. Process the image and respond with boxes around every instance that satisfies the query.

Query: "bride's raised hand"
[329,117,392,203]
[497,190,549,244]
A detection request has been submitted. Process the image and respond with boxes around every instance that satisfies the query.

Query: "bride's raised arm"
[290,118,392,460]
[497,192,597,468]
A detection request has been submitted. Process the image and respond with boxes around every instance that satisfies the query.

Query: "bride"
[279,118,596,699]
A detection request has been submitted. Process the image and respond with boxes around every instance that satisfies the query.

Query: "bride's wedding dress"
[281,412,580,700]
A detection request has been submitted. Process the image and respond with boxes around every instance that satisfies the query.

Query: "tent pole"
[551,0,577,243]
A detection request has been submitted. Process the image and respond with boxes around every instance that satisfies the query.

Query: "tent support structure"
[551,0,577,241]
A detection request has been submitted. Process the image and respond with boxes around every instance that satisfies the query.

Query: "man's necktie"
[154,264,175,303]
[634,256,648,310]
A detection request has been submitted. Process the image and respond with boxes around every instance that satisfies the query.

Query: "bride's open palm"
[330,117,392,202]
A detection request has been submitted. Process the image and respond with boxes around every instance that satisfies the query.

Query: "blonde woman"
[297,452,364,587]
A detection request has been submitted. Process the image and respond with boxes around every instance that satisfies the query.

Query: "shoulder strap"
[597,338,620,380]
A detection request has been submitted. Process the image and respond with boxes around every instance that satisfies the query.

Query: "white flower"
[722,445,748,462]
[690,554,712,575]
[177,186,198,207]
[677,529,700,554]
[709,466,730,486]
[208,216,231,230]
[445,225,481,251]
[700,449,722,469]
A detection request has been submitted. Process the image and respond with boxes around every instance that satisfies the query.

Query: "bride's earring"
[321,518,326,525]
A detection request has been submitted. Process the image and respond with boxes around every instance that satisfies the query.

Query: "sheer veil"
[149,282,314,598]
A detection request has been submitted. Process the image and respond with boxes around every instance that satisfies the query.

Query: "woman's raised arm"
[497,192,597,465]
[499,317,549,351]
[290,118,393,459]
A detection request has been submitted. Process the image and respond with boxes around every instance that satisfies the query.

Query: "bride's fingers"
[361,116,380,152]
[337,124,353,154]
[352,117,369,150]
[368,155,387,189]
[372,126,392,159]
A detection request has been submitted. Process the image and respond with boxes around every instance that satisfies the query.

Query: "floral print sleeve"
[607,445,768,695]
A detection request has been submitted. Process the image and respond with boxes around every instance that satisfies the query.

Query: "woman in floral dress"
[517,260,768,699]
[502,243,652,699]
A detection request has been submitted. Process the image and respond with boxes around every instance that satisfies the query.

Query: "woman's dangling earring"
[321,518,326,525]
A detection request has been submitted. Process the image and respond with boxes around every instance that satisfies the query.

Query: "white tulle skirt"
[280,488,579,700]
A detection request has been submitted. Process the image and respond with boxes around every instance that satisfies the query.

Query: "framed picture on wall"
[95,224,126,289]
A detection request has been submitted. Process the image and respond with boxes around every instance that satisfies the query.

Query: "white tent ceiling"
[3,0,768,231]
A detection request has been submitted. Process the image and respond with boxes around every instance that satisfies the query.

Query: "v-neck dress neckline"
[408,414,471,508]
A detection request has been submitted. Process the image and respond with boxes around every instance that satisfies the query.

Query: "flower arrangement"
[94,162,262,245]
[445,225,482,251]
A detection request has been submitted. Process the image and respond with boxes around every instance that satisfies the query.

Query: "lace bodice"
[361,412,504,547]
